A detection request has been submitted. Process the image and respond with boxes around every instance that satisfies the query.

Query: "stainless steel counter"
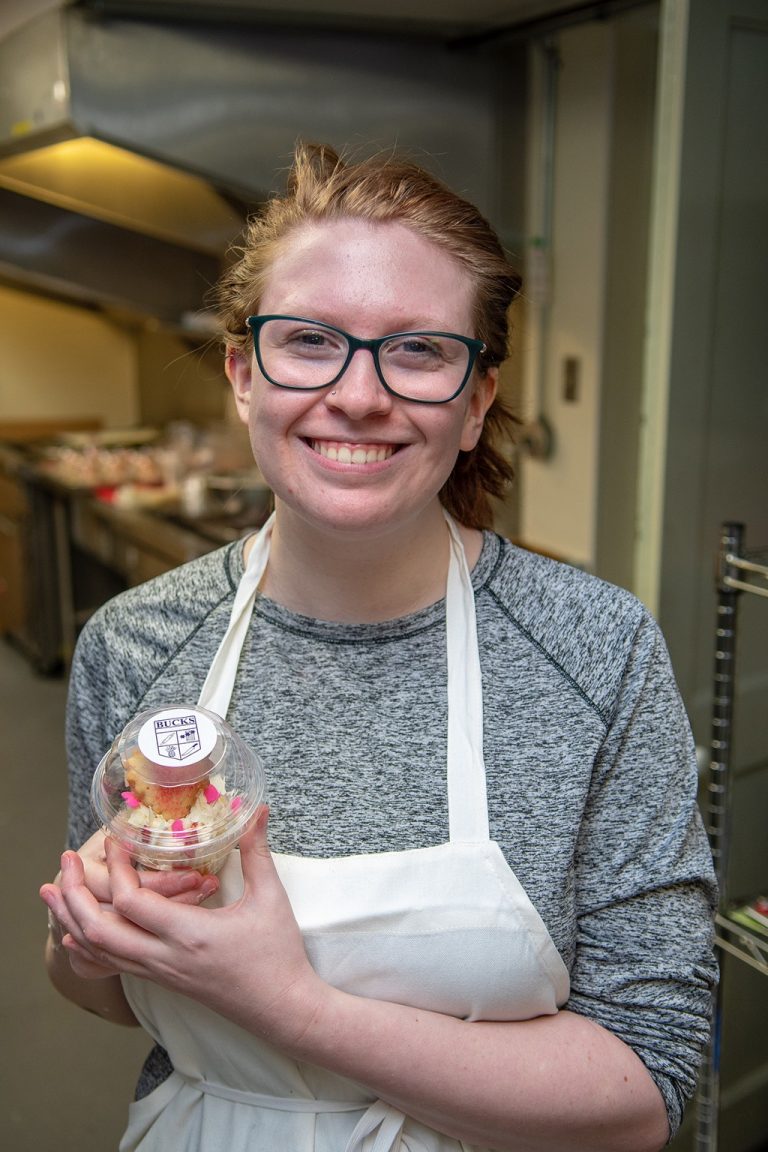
[1,444,266,671]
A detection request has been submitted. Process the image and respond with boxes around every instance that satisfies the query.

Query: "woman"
[41,143,717,1152]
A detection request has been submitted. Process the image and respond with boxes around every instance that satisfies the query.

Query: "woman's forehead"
[259,218,476,328]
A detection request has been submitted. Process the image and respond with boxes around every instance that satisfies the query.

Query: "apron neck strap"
[198,509,489,843]
[443,511,489,841]
[197,512,275,720]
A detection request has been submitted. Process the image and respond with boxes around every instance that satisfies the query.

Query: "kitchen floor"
[1,638,150,1152]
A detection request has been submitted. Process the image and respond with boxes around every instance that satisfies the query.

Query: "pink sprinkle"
[230,795,242,812]
[171,820,185,835]
[204,784,221,805]
[121,791,140,809]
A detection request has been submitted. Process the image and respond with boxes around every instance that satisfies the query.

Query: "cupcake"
[91,705,266,874]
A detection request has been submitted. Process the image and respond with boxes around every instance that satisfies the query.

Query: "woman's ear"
[460,367,498,452]
[225,348,253,425]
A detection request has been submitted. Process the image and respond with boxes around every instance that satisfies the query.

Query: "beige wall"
[0,283,237,435]
[135,325,231,430]
[518,12,657,576]
[0,283,138,427]
[518,22,613,569]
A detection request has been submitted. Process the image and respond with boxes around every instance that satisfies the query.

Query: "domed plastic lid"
[90,704,266,873]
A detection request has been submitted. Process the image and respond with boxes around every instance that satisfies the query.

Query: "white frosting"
[123,772,231,838]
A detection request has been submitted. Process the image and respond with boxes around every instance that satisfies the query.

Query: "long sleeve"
[565,613,718,1134]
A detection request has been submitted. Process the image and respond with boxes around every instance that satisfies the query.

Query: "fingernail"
[60,852,71,872]
[199,879,218,902]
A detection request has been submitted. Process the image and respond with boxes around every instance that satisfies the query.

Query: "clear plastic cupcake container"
[91,704,266,874]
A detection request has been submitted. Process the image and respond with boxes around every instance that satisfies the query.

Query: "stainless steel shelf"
[695,522,768,1152]
[723,549,768,599]
[715,912,768,978]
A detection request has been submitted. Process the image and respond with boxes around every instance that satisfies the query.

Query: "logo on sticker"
[137,707,217,767]
[152,714,201,760]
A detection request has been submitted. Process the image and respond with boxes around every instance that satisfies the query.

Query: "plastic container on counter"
[91,704,266,874]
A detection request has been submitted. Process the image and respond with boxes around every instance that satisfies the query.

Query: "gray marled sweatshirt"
[66,530,717,1138]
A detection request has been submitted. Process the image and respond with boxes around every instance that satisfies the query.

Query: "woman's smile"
[306,439,399,465]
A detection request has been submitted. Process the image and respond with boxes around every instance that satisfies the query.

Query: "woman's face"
[226,218,496,541]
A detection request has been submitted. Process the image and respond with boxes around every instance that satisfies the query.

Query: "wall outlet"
[563,356,580,402]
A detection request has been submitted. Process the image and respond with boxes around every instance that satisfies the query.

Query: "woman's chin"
[276,491,439,541]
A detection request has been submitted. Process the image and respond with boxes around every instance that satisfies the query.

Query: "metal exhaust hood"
[0,3,501,327]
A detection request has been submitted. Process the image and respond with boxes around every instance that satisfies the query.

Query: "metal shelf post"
[694,522,768,1151]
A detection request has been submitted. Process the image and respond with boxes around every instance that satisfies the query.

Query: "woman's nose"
[325,348,393,417]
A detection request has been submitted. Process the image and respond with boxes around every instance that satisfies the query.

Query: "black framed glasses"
[245,315,486,404]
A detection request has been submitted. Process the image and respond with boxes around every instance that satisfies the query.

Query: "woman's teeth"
[311,441,395,464]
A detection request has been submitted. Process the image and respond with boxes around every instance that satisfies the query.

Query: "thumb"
[238,803,273,889]
[59,848,88,891]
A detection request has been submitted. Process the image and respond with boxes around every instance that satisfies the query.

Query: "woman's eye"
[294,330,328,347]
[386,336,444,363]
[285,328,341,355]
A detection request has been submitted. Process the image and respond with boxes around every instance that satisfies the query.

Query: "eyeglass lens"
[255,318,473,402]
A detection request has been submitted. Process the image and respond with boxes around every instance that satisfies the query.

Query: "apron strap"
[181,1078,421,1152]
[343,1099,409,1152]
[443,511,489,842]
[197,512,275,718]
[181,1072,367,1114]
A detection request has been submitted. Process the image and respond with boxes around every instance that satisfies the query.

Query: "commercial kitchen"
[0,2,766,1151]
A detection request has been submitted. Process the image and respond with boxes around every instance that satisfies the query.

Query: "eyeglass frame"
[244,315,487,405]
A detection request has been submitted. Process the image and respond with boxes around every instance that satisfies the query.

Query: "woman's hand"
[44,827,220,904]
[48,806,327,1049]
[40,828,220,980]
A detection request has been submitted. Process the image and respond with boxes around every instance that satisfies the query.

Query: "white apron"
[120,513,570,1152]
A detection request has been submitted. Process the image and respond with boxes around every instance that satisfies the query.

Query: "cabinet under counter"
[65,494,218,654]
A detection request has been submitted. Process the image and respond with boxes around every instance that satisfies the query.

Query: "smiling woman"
[41,142,716,1152]
[218,143,520,533]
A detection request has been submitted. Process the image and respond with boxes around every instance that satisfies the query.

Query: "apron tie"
[344,1098,434,1152]
[180,1072,366,1113]
[181,1075,420,1152]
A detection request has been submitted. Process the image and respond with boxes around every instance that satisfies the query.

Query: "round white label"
[137,707,218,767]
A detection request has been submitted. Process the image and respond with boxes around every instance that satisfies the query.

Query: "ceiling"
[0,0,602,42]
